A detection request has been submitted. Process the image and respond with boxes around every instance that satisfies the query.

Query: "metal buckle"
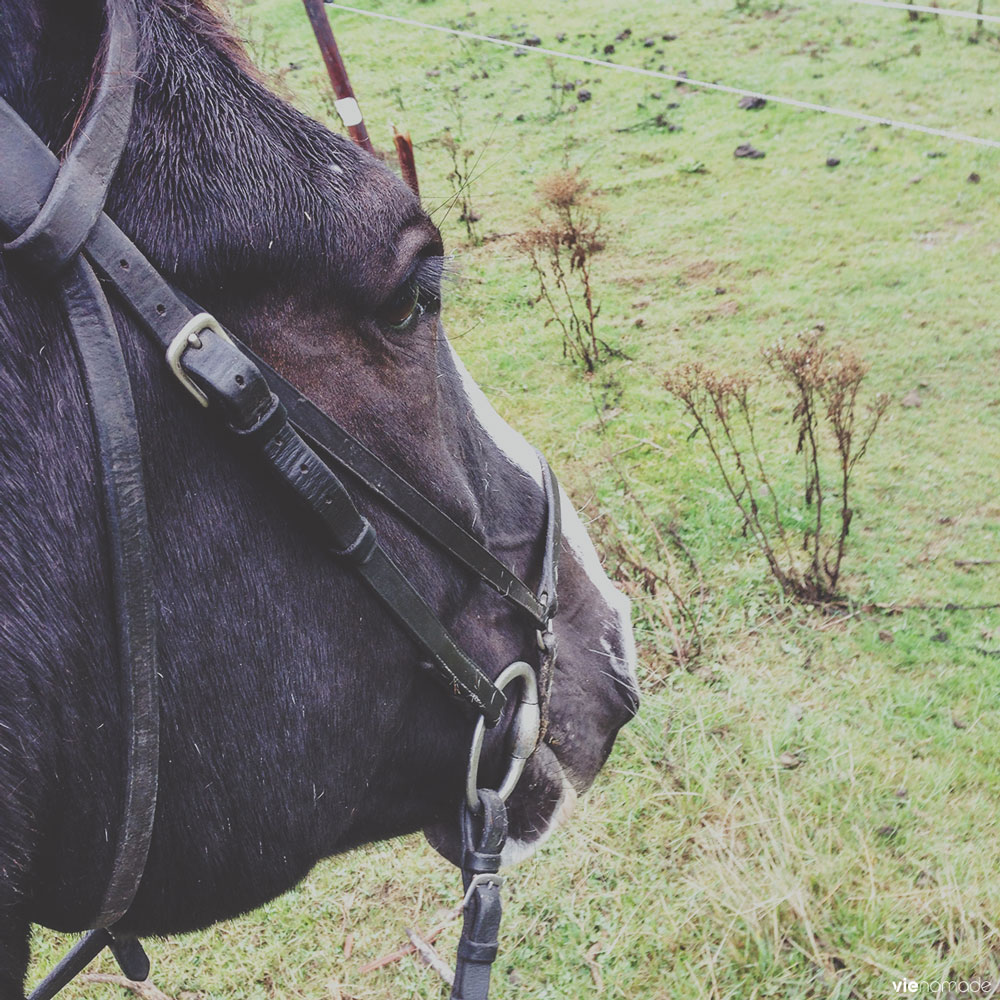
[536,620,554,654]
[465,661,540,813]
[461,872,505,910]
[165,312,235,408]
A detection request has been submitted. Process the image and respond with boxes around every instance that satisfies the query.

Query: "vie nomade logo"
[891,980,994,995]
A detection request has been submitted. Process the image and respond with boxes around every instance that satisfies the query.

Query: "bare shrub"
[587,400,705,671]
[600,509,705,672]
[439,129,481,244]
[434,86,483,245]
[516,169,619,374]
[662,332,889,604]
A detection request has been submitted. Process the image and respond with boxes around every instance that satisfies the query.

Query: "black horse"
[0,2,638,996]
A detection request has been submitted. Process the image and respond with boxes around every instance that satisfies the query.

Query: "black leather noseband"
[2,4,560,997]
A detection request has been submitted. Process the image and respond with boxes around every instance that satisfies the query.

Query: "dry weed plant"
[601,510,705,672]
[517,169,618,374]
[588,398,705,671]
[663,331,889,604]
[439,131,481,244]
[436,87,482,245]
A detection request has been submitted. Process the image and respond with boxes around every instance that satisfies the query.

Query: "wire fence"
[326,2,1000,151]
[836,0,1000,25]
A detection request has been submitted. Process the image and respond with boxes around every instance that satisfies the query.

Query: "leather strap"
[451,791,508,1000]
[169,329,509,722]
[27,930,149,1000]
[245,347,550,628]
[3,0,137,273]
[534,454,561,729]
[60,258,159,930]
[0,5,158,932]
[536,454,561,621]
[196,366,510,721]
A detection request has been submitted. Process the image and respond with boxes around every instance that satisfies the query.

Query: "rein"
[1,4,560,998]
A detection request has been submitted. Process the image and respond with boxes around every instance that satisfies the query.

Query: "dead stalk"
[664,332,888,604]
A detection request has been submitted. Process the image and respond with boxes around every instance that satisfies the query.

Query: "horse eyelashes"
[378,256,446,331]
[413,254,449,298]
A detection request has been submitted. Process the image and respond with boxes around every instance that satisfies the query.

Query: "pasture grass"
[29,0,1000,997]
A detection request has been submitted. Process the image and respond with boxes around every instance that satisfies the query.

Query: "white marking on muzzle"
[500,772,578,867]
[448,345,638,689]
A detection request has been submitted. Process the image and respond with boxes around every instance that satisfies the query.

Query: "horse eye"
[378,281,423,330]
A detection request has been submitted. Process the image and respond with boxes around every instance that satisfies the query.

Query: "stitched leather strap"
[60,258,159,930]
[536,454,561,621]
[3,0,137,273]
[452,791,508,1000]
[244,346,550,628]
[534,454,561,727]
[0,6,158,933]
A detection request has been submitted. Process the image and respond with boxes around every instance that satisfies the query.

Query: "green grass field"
[29,0,1000,997]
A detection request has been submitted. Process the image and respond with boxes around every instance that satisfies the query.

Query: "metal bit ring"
[465,661,540,813]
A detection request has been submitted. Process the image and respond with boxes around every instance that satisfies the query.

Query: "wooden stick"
[584,941,605,992]
[301,0,374,153]
[358,916,455,974]
[359,904,462,975]
[392,126,420,196]
[405,928,455,987]
[78,973,174,1000]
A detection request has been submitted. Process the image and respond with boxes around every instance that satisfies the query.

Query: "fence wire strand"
[837,0,1000,24]
[326,2,1000,150]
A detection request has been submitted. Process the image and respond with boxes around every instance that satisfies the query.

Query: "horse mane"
[71,0,255,149]
[148,0,256,70]
[90,0,406,304]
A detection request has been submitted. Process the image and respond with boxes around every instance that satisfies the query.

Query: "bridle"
[0,4,561,998]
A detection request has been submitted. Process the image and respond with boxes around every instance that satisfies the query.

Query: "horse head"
[0,1,638,987]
